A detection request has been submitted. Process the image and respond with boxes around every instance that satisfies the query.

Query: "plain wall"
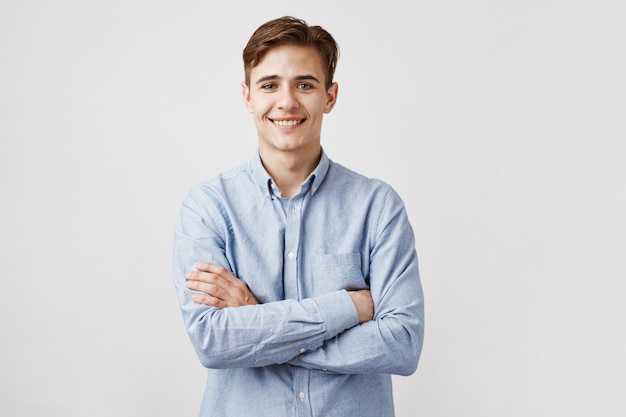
[1,1,625,416]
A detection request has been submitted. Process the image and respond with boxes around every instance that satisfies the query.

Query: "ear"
[241,82,253,113]
[324,82,338,114]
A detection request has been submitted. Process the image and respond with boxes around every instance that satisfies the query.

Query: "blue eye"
[262,83,276,90]
[298,83,312,90]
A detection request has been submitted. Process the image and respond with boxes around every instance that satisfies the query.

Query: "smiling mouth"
[270,118,305,127]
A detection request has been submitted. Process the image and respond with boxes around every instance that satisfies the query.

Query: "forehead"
[251,45,325,80]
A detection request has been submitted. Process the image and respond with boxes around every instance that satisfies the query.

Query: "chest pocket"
[311,253,367,295]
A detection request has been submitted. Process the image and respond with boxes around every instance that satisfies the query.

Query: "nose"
[277,87,299,110]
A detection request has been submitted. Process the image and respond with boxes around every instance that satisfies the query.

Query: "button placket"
[283,194,302,300]
[293,369,310,414]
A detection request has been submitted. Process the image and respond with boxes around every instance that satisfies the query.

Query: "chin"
[274,144,304,153]
[269,137,307,152]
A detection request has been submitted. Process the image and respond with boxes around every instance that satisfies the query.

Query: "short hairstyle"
[242,16,340,89]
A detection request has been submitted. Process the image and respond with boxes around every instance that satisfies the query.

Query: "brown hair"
[243,16,339,89]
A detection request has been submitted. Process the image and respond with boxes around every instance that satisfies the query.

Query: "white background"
[1,1,625,416]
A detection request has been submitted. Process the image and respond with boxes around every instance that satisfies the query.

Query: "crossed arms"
[186,262,374,323]
[173,186,424,375]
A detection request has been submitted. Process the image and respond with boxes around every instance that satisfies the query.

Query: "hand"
[185,263,260,309]
[348,289,374,324]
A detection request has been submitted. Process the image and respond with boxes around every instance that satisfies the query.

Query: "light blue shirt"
[173,150,424,417]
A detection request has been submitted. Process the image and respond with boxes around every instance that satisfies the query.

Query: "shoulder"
[325,160,409,219]
[179,161,257,216]
[326,160,396,196]
[186,161,252,197]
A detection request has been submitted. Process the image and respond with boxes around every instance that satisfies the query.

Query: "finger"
[186,280,225,299]
[191,293,226,309]
[195,263,228,274]
[195,263,236,284]
[186,271,231,291]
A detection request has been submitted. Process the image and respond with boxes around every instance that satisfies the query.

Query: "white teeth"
[273,119,301,126]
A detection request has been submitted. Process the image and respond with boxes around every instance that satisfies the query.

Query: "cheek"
[251,99,273,117]
[311,103,328,118]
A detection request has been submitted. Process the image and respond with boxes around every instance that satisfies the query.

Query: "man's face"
[242,45,338,159]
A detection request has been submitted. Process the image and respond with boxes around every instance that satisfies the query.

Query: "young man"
[173,16,424,417]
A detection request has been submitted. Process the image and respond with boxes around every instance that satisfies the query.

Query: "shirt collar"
[308,149,330,196]
[250,148,331,200]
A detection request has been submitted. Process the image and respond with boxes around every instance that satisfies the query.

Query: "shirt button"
[287,251,295,259]
[299,392,306,400]
[299,348,306,353]
[292,204,297,211]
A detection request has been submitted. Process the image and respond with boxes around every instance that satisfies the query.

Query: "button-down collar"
[250,149,330,200]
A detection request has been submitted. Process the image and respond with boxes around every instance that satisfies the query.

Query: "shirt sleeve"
[287,187,425,376]
[173,188,360,369]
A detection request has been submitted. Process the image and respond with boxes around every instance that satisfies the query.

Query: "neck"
[259,147,321,199]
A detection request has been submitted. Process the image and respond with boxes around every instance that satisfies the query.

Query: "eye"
[297,83,313,90]
[261,83,277,90]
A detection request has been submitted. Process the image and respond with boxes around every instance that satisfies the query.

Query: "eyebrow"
[255,74,321,85]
